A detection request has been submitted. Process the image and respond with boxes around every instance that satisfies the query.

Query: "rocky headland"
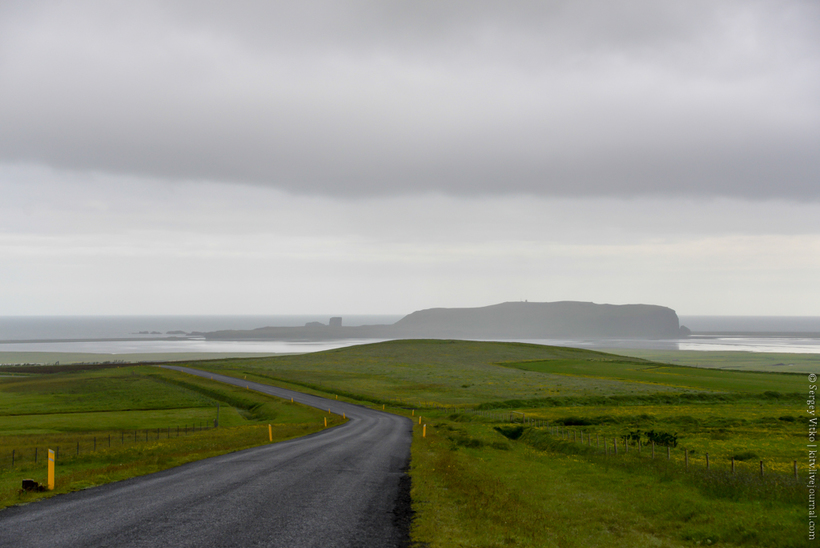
[201,301,687,341]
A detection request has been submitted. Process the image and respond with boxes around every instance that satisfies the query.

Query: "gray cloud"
[3,170,820,315]
[1,0,818,198]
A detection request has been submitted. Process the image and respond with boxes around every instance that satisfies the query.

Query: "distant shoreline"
[4,330,820,346]
[0,337,190,344]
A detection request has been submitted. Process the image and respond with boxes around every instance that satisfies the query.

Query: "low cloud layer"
[2,0,818,198]
[2,168,819,315]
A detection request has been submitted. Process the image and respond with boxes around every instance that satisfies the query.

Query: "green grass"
[184,340,737,406]
[0,365,343,509]
[0,407,240,436]
[175,340,809,547]
[0,366,215,417]
[499,358,804,393]
[410,411,805,548]
[1,340,812,546]
[605,349,820,374]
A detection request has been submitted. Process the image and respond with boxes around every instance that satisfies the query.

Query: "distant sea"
[0,315,819,355]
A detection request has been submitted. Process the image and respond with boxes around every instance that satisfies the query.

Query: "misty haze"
[0,2,817,547]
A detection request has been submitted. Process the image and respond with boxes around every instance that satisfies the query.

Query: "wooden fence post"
[760,461,764,477]
[731,458,735,474]
[652,441,655,459]
[614,438,618,455]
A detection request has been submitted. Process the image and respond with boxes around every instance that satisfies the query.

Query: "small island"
[202,301,688,342]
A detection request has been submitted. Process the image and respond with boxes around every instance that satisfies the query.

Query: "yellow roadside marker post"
[418,416,421,425]
[268,424,272,442]
[291,398,293,403]
[412,410,414,416]
[383,404,385,410]
[47,449,55,490]
[423,424,426,438]
[343,412,346,419]
[324,417,327,427]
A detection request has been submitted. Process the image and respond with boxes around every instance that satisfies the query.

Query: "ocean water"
[0,338,385,355]
[0,315,403,341]
[678,315,820,333]
[0,315,401,356]
[0,315,819,355]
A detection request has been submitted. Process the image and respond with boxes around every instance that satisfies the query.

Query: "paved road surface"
[0,366,413,548]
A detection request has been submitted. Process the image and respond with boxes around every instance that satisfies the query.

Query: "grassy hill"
[190,340,803,407]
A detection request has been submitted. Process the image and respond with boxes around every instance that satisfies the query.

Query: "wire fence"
[2,422,216,469]
[452,407,802,483]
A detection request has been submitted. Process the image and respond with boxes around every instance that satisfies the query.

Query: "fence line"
[451,407,800,482]
[3,421,215,469]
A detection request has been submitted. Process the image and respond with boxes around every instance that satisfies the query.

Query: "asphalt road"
[0,366,414,548]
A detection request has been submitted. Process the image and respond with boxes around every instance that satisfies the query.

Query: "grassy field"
[185,340,809,547]
[501,357,803,393]
[408,412,804,547]
[182,340,804,408]
[606,348,820,374]
[467,400,802,476]
[1,340,811,546]
[0,365,343,508]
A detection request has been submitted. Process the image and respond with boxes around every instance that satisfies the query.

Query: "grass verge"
[409,412,806,547]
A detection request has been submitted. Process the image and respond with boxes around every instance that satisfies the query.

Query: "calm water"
[0,315,403,341]
[0,315,819,355]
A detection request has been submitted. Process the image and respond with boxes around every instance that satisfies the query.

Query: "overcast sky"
[1,0,819,316]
